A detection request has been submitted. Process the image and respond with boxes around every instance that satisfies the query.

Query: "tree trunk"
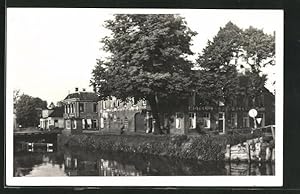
[148,95,162,134]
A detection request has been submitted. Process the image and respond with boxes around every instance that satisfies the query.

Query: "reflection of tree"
[14,152,65,177]
[15,148,273,176]
[14,153,43,176]
[62,148,230,176]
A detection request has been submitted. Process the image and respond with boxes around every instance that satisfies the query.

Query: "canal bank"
[58,132,264,161]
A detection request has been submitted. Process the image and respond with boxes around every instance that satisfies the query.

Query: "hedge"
[58,132,261,161]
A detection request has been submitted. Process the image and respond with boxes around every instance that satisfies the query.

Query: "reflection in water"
[14,147,275,177]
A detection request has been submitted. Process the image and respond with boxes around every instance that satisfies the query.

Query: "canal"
[14,147,275,176]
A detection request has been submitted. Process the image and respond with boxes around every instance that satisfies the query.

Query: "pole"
[254,116,257,129]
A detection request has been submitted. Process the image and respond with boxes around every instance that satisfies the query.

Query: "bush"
[58,132,262,161]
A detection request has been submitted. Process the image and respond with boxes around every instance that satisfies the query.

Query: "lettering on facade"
[188,106,265,112]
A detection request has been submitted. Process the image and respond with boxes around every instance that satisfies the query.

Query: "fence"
[225,125,275,163]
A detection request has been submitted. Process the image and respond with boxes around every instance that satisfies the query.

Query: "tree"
[15,94,47,128]
[13,89,21,105]
[196,22,275,105]
[195,22,243,105]
[91,14,197,133]
[241,26,275,73]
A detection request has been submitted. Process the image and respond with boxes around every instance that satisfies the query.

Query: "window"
[70,104,73,113]
[200,112,210,128]
[176,113,183,129]
[72,120,77,129]
[124,117,128,129]
[188,112,196,129]
[82,119,86,129]
[92,120,97,128]
[230,113,238,128]
[79,103,84,112]
[66,120,71,129]
[87,119,92,129]
[219,113,224,119]
[54,120,58,128]
[242,113,249,128]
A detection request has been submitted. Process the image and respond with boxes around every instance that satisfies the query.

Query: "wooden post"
[272,148,275,162]
[265,146,271,161]
[271,125,275,140]
[244,142,251,163]
[255,142,261,162]
[225,144,231,161]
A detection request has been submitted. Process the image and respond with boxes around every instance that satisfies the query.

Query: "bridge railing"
[253,125,275,140]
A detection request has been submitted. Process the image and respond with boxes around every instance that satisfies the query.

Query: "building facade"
[40,106,64,130]
[98,97,149,133]
[62,88,99,134]
[186,87,275,134]
[97,88,274,135]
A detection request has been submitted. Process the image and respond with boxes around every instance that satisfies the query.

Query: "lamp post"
[248,108,258,132]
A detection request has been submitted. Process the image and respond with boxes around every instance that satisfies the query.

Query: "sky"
[7,8,283,105]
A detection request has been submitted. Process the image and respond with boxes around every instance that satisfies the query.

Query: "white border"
[6,8,283,187]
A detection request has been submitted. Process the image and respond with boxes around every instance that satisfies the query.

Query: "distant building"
[98,97,149,133]
[40,105,64,130]
[62,88,99,134]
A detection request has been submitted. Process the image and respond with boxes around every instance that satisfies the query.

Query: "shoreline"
[57,132,267,161]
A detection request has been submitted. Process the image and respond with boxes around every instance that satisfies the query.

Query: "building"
[186,87,275,134]
[98,86,274,135]
[62,88,99,134]
[40,104,64,130]
[98,97,149,133]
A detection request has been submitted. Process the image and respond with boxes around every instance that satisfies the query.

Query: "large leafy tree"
[242,26,275,73]
[195,22,242,105]
[196,22,275,106]
[15,94,47,128]
[91,14,197,133]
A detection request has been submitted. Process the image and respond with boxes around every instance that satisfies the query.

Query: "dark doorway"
[135,113,145,132]
[218,112,225,133]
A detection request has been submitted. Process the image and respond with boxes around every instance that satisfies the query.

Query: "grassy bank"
[58,132,262,161]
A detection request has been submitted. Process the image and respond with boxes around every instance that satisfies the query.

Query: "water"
[14,148,275,176]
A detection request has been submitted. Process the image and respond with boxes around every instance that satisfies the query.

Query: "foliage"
[91,14,197,132]
[196,22,275,105]
[242,26,275,73]
[195,22,243,104]
[15,94,47,128]
[13,89,21,105]
[59,133,262,161]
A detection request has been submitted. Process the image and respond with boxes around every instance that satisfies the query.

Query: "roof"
[48,107,64,118]
[64,92,99,101]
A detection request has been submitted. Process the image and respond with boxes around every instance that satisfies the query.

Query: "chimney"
[75,87,79,92]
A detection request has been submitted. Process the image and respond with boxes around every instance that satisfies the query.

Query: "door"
[218,112,225,133]
[135,113,145,132]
